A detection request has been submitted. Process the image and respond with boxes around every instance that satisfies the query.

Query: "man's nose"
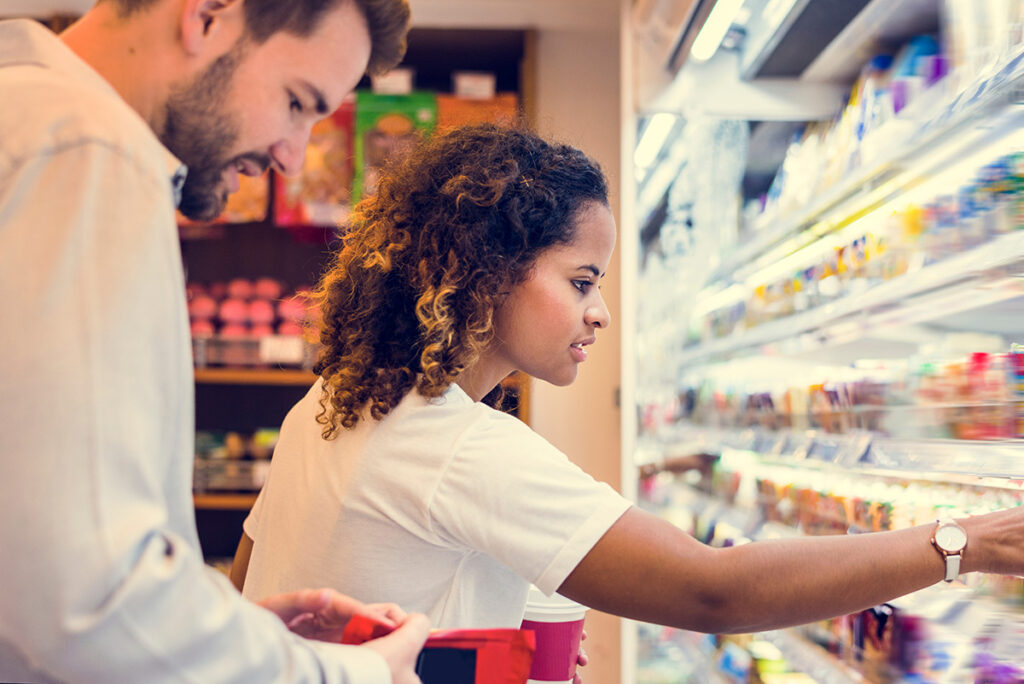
[269,127,311,177]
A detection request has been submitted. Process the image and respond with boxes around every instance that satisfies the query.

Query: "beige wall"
[526,21,626,684]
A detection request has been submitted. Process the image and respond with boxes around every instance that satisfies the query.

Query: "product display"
[193,428,279,493]
[187,279,317,368]
[353,91,437,203]
[633,1,1024,681]
[274,95,356,228]
[436,92,519,131]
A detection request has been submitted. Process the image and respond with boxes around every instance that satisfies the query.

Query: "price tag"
[809,437,840,463]
[787,431,816,460]
[835,430,873,467]
[258,335,305,364]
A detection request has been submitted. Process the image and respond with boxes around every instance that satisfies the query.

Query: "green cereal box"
[353,91,437,204]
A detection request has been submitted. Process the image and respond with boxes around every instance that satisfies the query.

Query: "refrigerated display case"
[631,0,1024,680]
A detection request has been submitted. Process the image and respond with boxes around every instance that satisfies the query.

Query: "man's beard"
[162,41,253,221]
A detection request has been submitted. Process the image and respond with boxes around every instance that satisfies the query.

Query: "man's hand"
[259,589,430,684]
[258,588,404,643]
[363,613,432,684]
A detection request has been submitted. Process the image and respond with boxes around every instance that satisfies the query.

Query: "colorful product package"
[353,91,437,204]
[436,93,519,132]
[341,614,535,684]
[274,96,355,228]
[1010,345,1024,438]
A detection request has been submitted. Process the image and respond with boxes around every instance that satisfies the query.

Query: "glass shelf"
[679,231,1024,366]
[758,629,864,683]
[642,425,1024,484]
[706,45,1024,287]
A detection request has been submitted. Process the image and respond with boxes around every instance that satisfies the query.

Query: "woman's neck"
[454,365,504,402]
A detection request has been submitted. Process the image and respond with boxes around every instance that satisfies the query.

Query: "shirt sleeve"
[244,480,266,541]
[429,409,632,596]
[0,138,390,683]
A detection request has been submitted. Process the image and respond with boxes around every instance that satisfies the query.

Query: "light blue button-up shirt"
[0,19,388,684]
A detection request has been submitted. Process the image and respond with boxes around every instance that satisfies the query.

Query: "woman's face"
[486,201,616,388]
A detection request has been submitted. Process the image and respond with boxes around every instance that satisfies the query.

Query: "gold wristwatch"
[930,519,967,583]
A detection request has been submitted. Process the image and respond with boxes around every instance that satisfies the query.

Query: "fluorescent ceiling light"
[690,0,744,62]
[634,112,677,169]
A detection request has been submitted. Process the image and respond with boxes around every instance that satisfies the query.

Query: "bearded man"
[0,2,429,682]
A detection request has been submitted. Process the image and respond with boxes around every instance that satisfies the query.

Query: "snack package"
[341,614,534,684]
[436,93,519,132]
[274,95,356,227]
[353,91,437,204]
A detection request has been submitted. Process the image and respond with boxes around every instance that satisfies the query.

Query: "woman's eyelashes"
[572,279,593,294]
[289,92,303,114]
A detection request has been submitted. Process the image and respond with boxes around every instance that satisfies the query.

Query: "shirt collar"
[165,150,188,208]
[0,19,188,205]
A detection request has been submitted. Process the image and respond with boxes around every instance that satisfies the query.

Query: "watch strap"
[943,553,961,582]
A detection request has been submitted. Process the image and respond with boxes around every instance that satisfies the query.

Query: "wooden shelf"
[500,372,530,425]
[193,492,258,510]
[194,367,316,386]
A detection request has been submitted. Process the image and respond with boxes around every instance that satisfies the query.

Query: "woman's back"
[241,379,630,628]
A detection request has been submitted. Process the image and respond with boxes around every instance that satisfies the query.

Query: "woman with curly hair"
[233,123,1024,657]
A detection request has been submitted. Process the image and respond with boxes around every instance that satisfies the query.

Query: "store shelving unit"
[631,0,1024,680]
[681,231,1024,366]
[194,492,259,511]
[194,367,317,386]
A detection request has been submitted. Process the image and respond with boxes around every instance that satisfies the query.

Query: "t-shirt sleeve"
[244,482,266,541]
[429,410,632,595]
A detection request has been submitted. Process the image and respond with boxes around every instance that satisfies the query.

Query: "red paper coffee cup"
[520,585,587,684]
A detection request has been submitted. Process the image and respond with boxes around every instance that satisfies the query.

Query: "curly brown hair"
[313,123,608,437]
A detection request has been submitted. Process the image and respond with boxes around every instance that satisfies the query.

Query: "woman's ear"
[179,0,243,57]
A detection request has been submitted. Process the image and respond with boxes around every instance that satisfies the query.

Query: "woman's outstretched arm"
[558,505,1024,634]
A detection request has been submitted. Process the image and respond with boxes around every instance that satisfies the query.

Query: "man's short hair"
[105,0,409,74]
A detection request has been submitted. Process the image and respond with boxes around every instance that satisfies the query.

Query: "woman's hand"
[573,629,588,684]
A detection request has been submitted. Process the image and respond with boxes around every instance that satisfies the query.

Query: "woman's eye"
[572,280,591,293]
[289,94,303,113]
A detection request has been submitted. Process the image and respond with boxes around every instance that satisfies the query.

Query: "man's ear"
[179,0,243,56]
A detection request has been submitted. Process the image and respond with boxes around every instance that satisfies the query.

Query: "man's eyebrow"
[299,80,329,115]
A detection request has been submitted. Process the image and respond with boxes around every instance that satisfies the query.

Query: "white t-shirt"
[243,380,631,628]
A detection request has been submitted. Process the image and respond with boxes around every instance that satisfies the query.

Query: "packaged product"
[435,93,519,131]
[353,91,437,203]
[274,96,356,228]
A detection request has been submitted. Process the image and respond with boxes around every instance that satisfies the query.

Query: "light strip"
[690,0,745,62]
[634,113,677,169]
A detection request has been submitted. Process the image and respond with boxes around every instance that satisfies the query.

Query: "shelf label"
[258,335,305,364]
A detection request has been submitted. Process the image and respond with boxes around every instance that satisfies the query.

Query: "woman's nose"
[587,293,611,329]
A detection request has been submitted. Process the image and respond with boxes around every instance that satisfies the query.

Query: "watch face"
[936,524,967,552]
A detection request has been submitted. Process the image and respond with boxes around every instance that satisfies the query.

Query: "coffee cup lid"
[523,585,587,621]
